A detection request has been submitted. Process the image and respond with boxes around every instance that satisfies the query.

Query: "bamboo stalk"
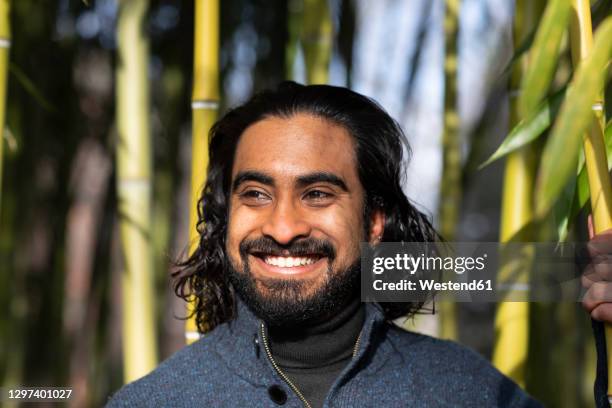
[569,0,612,399]
[116,0,158,382]
[0,0,9,221]
[438,0,460,341]
[301,0,332,84]
[186,0,219,343]
[491,0,541,388]
[286,0,302,80]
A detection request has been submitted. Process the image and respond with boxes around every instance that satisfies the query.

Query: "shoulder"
[380,324,542,407]
[385,324,493,372]
[105,326,230,407]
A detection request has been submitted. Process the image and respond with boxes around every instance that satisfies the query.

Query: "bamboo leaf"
[499,28,536,79]
[536,17,612,218]
[480,90,564,169]
[558,120,612,240]
[554,172,577,242]
[518,0,570,115]
[500,1,604,88]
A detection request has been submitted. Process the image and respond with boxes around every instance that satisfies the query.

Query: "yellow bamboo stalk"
[286,0,302,80]
[569,0,612,398]
[438,0,461,341]
[116,0,158,382]
[301,0,332,84]
[492,0,541,388]
[0,0,9,220]
[186,0,219,343]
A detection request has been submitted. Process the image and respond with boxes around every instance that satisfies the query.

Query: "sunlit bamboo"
[301,0,332,84]
[0,0,9,220]
[116,0,158,382]
[438,0,460,341]
[186,0,219,343]
[492,0,542,388]
[569,0,612,398]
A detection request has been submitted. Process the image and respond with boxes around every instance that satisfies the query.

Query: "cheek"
[314,207,364,260]
[226,205,262,258]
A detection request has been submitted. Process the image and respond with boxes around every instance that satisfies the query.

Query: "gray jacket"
[107,302,542,407]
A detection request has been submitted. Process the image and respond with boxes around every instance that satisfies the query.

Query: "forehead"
[231,113,358,181]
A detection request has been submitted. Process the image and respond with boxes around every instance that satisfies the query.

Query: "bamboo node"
[592,102,603,111]
[0,38,11,48]
[192,100,219,110]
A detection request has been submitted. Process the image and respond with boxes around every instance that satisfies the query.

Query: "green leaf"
[556,152,594,240]
[499,28,537,79]
[554,171,577,242]
[555,122,611,240]
[519,0,570,116]
[480,90,564,169]
[555,163,586,241]
[536,17,612,218]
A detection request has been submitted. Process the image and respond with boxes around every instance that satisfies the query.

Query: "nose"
[261,197,312,245]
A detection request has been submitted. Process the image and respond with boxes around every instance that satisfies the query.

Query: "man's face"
[226,113,382,326]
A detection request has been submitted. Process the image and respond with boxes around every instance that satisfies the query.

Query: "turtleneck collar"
[213,297,391,388]
[265,298,365,369]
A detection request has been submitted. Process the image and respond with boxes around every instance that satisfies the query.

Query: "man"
[108,82,542,407]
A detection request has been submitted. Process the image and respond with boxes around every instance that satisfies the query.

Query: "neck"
[267,298,365,368]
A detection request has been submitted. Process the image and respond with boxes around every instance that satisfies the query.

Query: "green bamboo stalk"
[438,0,460,341]
[491,0,543,388]
[0,0,9,222]
[186,0,219,342]
[568,0,612,399]
[116,0,158,382]
[301,0,332,84]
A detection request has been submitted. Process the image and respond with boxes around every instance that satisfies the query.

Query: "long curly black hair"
[173,81,440,334]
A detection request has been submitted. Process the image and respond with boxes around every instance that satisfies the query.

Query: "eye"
[239,189,271,205]
[303,189,333,202]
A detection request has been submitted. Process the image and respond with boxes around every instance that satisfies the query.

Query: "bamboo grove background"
[0,0,611,407]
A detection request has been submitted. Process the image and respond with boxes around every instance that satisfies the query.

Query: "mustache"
[239,237,336,260]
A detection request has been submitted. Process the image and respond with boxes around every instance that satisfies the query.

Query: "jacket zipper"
[260,322,313,408]
[260,322,364,408]
[352,330,362,358]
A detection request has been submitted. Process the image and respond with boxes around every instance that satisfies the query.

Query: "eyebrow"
[231,170,349,192]
[232,171,274,191]
[296,172,348,192]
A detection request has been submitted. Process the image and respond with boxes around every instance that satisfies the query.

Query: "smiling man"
[107,82,541,407]
[225,113,379,332]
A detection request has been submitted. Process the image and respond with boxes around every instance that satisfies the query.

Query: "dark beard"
[227,237,361,328]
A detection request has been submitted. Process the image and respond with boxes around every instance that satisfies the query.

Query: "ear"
[368,208,385,244]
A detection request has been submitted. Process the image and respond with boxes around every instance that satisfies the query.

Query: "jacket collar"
[212,298,392,386]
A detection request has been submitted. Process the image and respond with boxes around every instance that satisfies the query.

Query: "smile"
[263,256,317,267]
[249,253,327,277]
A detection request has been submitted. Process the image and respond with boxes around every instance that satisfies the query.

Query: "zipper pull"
[253,333,260,358]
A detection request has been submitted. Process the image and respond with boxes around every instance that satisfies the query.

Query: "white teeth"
[263,256,318,268]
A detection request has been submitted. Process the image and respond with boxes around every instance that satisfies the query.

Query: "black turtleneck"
[267,299,365,408]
